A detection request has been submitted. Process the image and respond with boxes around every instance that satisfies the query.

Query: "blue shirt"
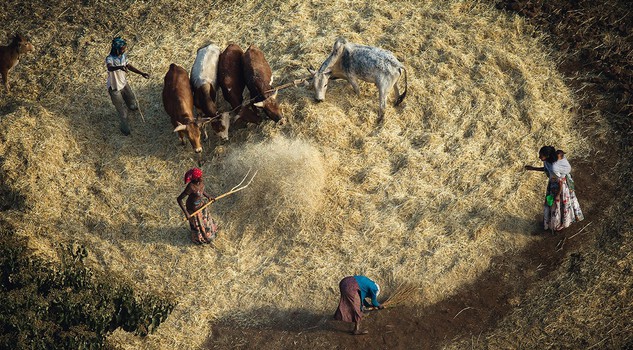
[353,275,380,309]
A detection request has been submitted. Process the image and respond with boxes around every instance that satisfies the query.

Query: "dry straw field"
[1,0,618,348]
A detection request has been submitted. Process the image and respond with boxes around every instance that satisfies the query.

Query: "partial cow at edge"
[0,33,35,93]
[242,44,285,125]
[310,37,408,121]
[163,63,209,164]
[190,43,230,141]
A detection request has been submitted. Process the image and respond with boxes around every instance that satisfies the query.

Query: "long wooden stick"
[213,76,313,117]
[241,76,313,107]
[263,76,312,94]
[128,81,146,123]
[183,169,258,221]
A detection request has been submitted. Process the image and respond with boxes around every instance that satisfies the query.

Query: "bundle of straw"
[382,283,418,307]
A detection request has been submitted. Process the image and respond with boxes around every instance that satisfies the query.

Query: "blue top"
[353,275,380,309]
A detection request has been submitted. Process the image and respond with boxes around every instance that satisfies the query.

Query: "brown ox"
[163,64,209,160]
[191,43,230,141]
[0,33,34,93]
[218,43,260,129]
[242,45,285,124]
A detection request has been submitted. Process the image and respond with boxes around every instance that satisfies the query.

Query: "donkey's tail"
[394,67,408,107]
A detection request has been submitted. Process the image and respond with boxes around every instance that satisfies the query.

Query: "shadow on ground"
[205,206,601,349]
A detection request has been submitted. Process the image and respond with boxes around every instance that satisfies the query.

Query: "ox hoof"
[120,123,131,136]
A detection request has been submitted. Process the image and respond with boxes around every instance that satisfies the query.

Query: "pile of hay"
[0,0,597,348]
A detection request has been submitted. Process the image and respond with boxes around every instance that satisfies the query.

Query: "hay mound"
[221,137,326,228]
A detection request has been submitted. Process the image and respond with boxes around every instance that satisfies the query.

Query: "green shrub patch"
[0,223,176,349]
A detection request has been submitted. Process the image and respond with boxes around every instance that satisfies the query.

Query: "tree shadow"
[204,225,580,350]
[463,205,543,237]
[496,213,543,236]
[212,306,333,333]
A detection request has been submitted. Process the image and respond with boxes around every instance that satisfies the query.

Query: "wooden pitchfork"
[182,169,258,221]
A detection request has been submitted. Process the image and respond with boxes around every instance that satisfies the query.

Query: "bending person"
[334,275,383,335]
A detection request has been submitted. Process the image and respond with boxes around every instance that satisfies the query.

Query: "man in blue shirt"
[334,275,384,335]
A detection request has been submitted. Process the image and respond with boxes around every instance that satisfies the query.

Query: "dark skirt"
[334,276,362,323]
[188,207,218,244]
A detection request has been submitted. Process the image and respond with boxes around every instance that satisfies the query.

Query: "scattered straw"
[0,0,604,349]
[453,306,475,319]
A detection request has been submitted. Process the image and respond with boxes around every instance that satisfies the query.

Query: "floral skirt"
[188,207,218,244]
[543,176,584,231]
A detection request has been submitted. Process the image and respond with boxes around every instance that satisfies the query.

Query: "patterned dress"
[184,182,218,244]
[543,158,584,231]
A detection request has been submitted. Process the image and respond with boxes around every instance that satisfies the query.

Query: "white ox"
[310,38,408,120]
[190,43,230,141]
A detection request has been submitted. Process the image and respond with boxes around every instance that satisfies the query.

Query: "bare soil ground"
[208,1,632,348]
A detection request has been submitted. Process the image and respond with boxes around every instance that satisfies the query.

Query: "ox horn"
[307,67,316,76]
[173,123,187,132]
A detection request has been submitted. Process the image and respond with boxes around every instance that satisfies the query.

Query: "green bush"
[0,222,176,349]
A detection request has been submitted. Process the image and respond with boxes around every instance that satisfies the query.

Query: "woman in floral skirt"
[525,146,584,232]
[177,168,218,244]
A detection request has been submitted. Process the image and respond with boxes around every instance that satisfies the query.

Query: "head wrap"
[110,37,127,56]
[184,168,203,184]
[539,145,557,164]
